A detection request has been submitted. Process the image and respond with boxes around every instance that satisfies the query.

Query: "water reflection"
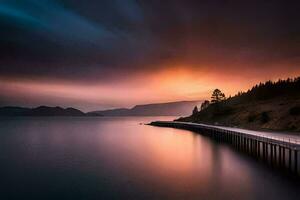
[0,117,299,200]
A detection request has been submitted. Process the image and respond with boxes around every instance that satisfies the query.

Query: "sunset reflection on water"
[0,117,298,200]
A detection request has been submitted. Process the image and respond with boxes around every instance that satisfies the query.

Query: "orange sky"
[1,63,299,111]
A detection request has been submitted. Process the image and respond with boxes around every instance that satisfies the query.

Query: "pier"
[150,121,300,176]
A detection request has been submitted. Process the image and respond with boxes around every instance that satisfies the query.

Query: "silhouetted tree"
[211,89,226,103]
[200,100,210,110]
[192,106,198,115]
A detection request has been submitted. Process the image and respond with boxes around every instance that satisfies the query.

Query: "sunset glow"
[1,65,299,111]
[0,0,299,111]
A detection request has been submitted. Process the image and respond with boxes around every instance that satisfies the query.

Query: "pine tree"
[211,89,226,103]
[192,106,198,115]
[200,100,210,110]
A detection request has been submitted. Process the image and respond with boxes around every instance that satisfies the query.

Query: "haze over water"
[0,117,299,200]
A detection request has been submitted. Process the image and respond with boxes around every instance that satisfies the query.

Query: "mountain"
[0,101,202,117]
[0,106,85,116]
[87,108,130,116]
[177,77,300,132]
[87,101,202,116]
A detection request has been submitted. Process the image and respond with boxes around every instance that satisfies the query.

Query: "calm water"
[0,117,299,200]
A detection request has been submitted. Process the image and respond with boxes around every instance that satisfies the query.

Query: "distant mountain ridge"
[0,100,202,117]
[87,101,202,116]
[0,106,85,116]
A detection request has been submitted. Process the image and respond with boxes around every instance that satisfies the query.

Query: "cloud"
[0,0,118,43]
[0,0,300,109]
[1,0,299,82]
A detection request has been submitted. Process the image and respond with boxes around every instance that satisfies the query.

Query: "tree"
[192,106,198,115]
[211,89,226,103]
[200,100,210,110]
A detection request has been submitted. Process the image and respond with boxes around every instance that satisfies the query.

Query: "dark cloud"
[1,0,300,82]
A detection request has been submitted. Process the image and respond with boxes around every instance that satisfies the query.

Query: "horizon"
[1,76,299,112]
[1,0,300,111]
[0,99,202,112]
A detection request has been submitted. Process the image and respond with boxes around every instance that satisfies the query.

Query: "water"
[0,117,299,200]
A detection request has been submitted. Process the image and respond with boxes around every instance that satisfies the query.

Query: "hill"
[0,101,202,117]
[177,77,300,132]
[88,101,202,116]
[0,106,85,116]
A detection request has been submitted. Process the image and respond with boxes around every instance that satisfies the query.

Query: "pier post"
[258,141,261,158]
[265,143,268,160]
[283,148,286,168]
[233,133,236,147]
[266,143,269,161]
[253,139,255,156]
[239,134,241,150]
[254,140,257,157]
[228,132,230,143]
[262,142,264,159]
[237,134,240,149]
[256,140,259,157]
[250,139,252,154]
[227,131,229,143]
[234,134,236,147]
[270,144,274,164]
[253,139,256,156]
[264,143,266,162]
[247,138,250,154]
[294,150,298,175]
[266,142,270,163]
[235,134,237,146]
[279,146,282,167]
[227,132,229,143]
[274,145,278,166]
[289,148,292,172]
[256,140,260,159]
[250,139,253,155]
[241,135,243,150]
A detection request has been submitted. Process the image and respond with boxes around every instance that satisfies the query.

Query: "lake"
[0,117,299,199]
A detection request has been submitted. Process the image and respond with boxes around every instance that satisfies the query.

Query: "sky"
[0,0,300,111]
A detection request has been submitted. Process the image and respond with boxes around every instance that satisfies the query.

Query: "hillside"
[88,101,202,116]
[177,77,300,132]
[0,106,85,116]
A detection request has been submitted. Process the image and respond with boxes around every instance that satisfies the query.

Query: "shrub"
[213,105,233,116]
[289,106,300,116]
[261,112,270,123]
[288,125,297,130]
[247,114,256,122]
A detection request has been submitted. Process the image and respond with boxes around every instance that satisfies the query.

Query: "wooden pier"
[149,121,300,176]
